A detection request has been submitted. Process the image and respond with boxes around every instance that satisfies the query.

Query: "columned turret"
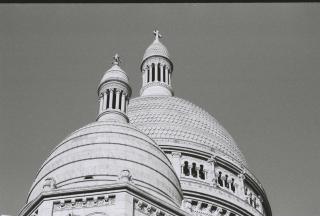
[97,54,131,123]
[140,30,173,96]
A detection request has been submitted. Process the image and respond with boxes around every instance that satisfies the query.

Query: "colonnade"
[143,63,171,85]
[99,89,128,114]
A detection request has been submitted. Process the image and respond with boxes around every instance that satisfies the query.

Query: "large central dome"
[128,96,247,165]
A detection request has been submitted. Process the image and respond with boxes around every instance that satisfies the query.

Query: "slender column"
[208,156,217,186]
[121,93,126,112]
[125,99,128,113]
[160,64,164,82]
[238,171,246,199]
[165,68,169,85]
[148,67,152,83]
[168,69,171,85]
[115,90,120,109]
[196,167,200,178]
[155,63,158,81]
[171,152,182,178]
[109,89,114,109]
[143,70,147,84]
[257,196,263,213]
[204,170,208,180]
[103,92,107,110]
[99,95,103,113]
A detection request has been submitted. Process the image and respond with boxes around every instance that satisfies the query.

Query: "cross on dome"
[153,29,162,41]
[112,53,121,65]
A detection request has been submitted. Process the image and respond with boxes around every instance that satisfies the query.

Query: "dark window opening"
[199,165,205,180]
[106,91,109,109]
[231,178,235,192]
[163,65,166,82]
[201,203,207,210]
[183,161,190,176]
[191,163,197,178]
[119,91,122,110]
[112,89,117,109]
[152,64,155,81]
[225,174,229,188]
[218,172,223,186]
[157,63,161,81]
[84,175,93,180]
[147,68,150,82]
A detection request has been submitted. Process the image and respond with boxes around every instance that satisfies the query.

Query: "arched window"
[147,67,150,82]
[231,178,235,192]
[119,91,122,110]
[151,63,155,81]
[106,91,109,109]
[218,172,223,186]
[225,174,229,188]
[183,161,190,176]
[112,88,117,109]
[191,163,197,178]
[199,165,205,180]
[157,63,161,81]
[249,194,253,205]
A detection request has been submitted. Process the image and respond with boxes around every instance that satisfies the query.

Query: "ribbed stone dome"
[142,39,170,62]
[128,96,247,165]
[27,121,183,206]
[100,64,129,85]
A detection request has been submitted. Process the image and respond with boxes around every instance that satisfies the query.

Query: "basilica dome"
[128,96,247,165]
[27,121,183,206]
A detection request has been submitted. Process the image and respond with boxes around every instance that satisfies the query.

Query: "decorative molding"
[134,199,172,216]
[53,195,115,211]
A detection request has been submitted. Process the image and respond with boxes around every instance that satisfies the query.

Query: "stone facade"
[18,30,271,216]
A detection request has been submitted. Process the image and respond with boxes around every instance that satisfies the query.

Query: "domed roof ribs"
[140,30,174,96]
[97,54,132,123]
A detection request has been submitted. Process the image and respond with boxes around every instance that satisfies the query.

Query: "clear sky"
[0,4,320,216]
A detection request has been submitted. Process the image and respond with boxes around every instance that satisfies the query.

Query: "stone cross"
[153,29,162,40]
[112,53,121,65]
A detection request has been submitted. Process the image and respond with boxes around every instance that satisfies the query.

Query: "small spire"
[153,29,162,41]
[112,53,121,65]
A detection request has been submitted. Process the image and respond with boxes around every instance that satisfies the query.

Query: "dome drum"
[98,79,132,97]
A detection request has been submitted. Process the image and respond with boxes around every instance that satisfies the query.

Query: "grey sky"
[0,4,319,216]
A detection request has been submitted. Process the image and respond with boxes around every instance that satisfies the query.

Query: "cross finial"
[112,53,121,65]
[153,29,162,41]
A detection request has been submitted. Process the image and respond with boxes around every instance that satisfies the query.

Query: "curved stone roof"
[128,96,247,165]
[142,39,170,62]
[100,64,129,85]
[27,121,183,206]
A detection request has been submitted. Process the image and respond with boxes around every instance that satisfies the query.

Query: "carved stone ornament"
[118,169,133,183]
[42,177,56,191]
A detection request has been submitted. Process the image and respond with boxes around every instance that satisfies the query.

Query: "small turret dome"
[142,30,170,63]
[142,40,170,62]
[100,54,129,85]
